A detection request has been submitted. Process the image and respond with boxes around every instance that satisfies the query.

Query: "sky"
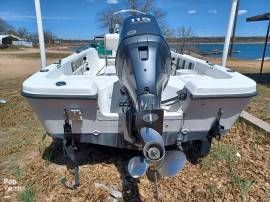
[0,0,269,39]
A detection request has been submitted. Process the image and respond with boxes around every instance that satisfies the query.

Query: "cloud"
[238,9,248,16]
[43,16,76,21]
[0,11,77,22]
[107,0,118,4]
[0,11,35,21]
[187,10,196,14]
[208,9,218,14]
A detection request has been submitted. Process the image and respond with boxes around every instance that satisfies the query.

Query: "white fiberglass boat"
[22,14,256,183]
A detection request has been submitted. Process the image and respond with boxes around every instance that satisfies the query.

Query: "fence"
[12,41,33,47]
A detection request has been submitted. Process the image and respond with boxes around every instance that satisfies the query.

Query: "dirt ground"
[0,48,72,78]
[0,48,270,201]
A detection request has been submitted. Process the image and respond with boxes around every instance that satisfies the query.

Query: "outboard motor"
[116,15,186,179]
[116,14,171,111]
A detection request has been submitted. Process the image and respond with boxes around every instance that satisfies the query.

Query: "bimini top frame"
[247,12,270,82]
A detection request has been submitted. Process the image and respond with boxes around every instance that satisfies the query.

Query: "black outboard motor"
[116,14,171,111]
[116,15,186,179]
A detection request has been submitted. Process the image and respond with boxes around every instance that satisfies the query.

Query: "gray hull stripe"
[21,91,97,100]
[188,91,257,99]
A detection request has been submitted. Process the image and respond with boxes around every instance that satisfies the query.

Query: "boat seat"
[105,34,119,57]
[97,80,122,120]
[105,34,119,51]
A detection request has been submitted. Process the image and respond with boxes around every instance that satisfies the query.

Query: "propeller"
[157,150,186,177]
[128,127,186,178]
[0,99,6,104]
[128,156,149,178]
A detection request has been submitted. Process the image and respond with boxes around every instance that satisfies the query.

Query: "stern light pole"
[222,0,239,67]
[34,0,47,69]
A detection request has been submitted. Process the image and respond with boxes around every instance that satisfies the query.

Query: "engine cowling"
[116,14,171,111]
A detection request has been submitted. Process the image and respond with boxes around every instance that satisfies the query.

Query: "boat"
[199,49,240,55]
[22,13,256,188]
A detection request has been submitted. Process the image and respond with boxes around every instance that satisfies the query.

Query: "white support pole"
[34,0,46,69]
[222,0,239,67]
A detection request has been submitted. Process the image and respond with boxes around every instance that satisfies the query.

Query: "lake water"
[75,42,270,60]
[172,43,270,60]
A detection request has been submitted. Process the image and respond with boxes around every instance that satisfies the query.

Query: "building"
[0,35,33,48]
[0,35,20,45]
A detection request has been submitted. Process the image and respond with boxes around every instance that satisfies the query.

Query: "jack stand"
[61,118,80,190]
[208,108,224,141]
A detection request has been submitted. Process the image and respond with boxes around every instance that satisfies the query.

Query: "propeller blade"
[128,156,149,178]
[140,127,164,144]
[0,99,6,104]
[158,150,186,177]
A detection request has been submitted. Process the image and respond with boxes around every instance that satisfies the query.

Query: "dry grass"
[0,76,44,160]
[246,84,270,123]
[18,185,35,202]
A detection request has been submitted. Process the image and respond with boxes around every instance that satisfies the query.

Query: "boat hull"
[24,94,251,149]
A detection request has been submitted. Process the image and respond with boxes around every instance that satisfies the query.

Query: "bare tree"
[128,0,153,13]
[0,18,14,34]
[43,30,57,44]
[98,8,124,30]
[97,0,169,35]
[160,23,174,38]
[176,26,194,52]
[16,27,30,39]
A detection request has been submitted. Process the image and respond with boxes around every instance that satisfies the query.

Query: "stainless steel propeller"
[127,156,149,178]
[128,127,186,178]
[0,99,6,104]
[157,150,186,177]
